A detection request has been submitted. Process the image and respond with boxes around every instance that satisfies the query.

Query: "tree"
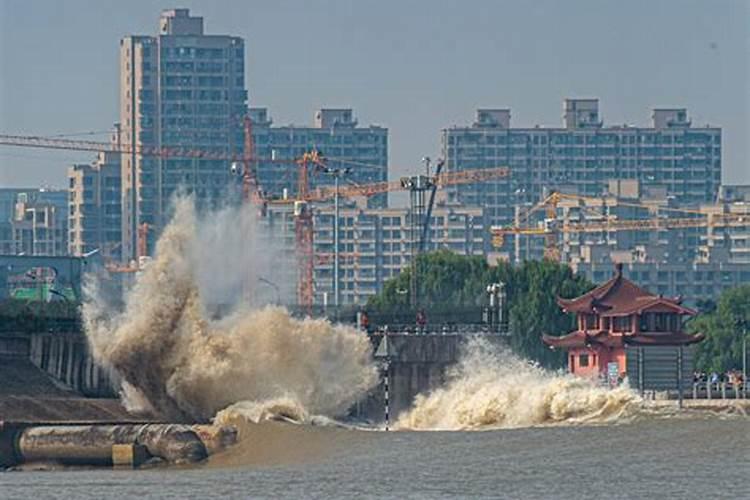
[367,252,593,368]
[368,250,490,311]
[689,285,750,372]
[488,260,593,368]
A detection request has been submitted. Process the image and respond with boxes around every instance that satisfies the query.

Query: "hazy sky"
[1,0,748,189]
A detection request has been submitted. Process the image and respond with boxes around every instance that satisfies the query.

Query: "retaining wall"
[358,333,507,422]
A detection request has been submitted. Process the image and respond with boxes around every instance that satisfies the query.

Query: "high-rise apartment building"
[0,189,29,254]
[311,202,485,305]
[442,99,722,254]
[512,179,750,303]
[10,189,68,256]
[120,9,247,260]
[512,178,750,266]
[263,201,486,306]
[68,128,122,260]
[249,108,388,207]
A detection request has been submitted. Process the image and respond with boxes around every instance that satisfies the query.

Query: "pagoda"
[544,263,704,378]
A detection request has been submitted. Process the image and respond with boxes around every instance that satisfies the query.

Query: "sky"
[0,0,748,190]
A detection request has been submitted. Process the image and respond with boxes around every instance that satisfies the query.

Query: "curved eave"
[556,296,595,314]
[543,332,623,349]
[624,332,705,346]
[543,333,585,348]
[600,299,698,318]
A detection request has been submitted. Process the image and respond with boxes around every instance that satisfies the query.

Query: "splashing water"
[396,337,641,431]
[83,198,379,423]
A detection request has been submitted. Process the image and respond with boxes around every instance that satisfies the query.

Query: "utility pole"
[401,175,434,309]
[743,325,747,399]
[422,156,431,176]
[321,165,350,310]
[334,172,340,309]
[486,282,506,333]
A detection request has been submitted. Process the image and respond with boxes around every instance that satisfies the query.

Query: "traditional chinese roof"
[623,331,705,346]
[557,263,696,316]
[542,330,623,349]
[543,330,705,349]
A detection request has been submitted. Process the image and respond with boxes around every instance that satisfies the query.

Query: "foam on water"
[396,337,641,430]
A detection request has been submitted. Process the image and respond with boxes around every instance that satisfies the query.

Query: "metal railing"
[692,381,747,400]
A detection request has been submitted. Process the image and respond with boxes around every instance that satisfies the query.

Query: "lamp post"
[486,282,505,333]
[258,276,281,305]
[334,172,339,310]
[321,166,351,309]
[743,324,747,399]
[400,175,434,309]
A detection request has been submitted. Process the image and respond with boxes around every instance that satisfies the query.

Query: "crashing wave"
[83,198,379,423]
[396,337,641,430]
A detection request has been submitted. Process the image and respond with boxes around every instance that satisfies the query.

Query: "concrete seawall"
[0,330,116,398]
[358,333,507,422]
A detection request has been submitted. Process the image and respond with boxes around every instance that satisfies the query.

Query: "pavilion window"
[613,316,630,332]
[585,314,598,329]
[579,354,589,367]
[655,313,669,332]
[639,314,649,332]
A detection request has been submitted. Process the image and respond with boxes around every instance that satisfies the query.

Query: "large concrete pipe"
[16,424,208,465]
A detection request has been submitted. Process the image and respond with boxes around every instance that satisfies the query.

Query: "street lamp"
[320,164,352,309]
[743,328,747,399]
[741,320,748,399]
[486,282,506,333]
[258,276,281,305]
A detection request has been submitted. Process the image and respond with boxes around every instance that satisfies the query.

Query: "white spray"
[396,337,641,430]
[83,198,379,423]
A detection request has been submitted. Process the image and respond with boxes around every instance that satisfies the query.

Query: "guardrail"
[367,324,507,336]
[692,382,747,400]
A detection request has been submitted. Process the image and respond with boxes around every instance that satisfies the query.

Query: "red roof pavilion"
[544,263,704,378]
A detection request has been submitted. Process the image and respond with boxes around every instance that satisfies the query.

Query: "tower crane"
[1,126,511,310]
[271,155,510,311]
[490,191,748,261]
[0,117,295,264]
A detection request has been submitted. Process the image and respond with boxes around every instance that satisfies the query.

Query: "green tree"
[689,285,750,372]
[368,250,490,311]
[488,260,593,368]
[367,252,593,368]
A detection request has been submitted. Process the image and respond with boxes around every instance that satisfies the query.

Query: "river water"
[3,416,748,499]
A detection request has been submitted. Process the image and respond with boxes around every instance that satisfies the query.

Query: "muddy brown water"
[2,417,748,499]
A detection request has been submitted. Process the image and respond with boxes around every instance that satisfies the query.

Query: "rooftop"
[557,263,696,317]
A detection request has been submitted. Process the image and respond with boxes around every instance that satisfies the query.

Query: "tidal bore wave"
[396,338,641,431]
[83,197,642,442]
[82,198,379,424]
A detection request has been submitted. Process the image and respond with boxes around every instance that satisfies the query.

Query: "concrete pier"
[360,333,507,422]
